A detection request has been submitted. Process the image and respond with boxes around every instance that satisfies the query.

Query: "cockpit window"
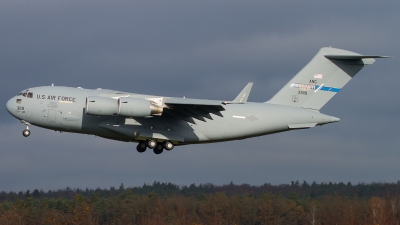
[16,90,33,98]
[20,90,30,98]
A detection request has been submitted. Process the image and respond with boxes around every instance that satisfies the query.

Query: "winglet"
[233,82,253,103]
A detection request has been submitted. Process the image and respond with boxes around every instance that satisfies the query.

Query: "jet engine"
[118,97,163,117]
[85,96,163,117]
[86,96,118,116]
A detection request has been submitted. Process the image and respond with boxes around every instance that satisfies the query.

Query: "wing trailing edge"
[163,98,225,124]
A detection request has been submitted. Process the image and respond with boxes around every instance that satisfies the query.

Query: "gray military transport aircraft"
[6,47,387,154]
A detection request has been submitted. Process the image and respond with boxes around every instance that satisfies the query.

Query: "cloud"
[0,0,399,192]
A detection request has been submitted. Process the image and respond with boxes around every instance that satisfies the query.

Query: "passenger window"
[27,92,33,98]
[17,99,21,104]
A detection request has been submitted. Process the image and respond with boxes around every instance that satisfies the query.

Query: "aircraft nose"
[6,98,14,114]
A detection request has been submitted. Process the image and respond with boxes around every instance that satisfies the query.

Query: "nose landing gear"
[23,129,31,137]
[20,120,31,137]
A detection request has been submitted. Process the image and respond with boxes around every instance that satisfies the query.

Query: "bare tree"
[306,200,318,225]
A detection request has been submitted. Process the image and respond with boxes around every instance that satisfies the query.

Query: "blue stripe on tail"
[316,85,340,93]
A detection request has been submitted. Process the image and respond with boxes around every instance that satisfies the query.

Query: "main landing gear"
[136,141,147,153]
[21,120,31,137]
[136,139,175,154]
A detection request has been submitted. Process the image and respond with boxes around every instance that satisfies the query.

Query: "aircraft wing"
[163,98,225,123]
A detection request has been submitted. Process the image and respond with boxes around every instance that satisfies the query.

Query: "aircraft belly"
[89,115,203,143]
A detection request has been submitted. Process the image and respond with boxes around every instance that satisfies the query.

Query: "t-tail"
[267,47,388,110]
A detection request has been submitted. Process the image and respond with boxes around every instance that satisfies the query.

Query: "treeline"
[1,180,400,202]
[0,181,400,225]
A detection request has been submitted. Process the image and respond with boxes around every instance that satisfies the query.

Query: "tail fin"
[267,47,388,110]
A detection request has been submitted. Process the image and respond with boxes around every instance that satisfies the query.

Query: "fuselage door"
[48,109,56,123]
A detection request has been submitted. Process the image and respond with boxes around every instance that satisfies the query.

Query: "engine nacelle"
[86,96,118,116]
[118,97,163,117]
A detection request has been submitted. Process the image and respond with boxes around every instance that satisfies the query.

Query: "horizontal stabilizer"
[324,55,389,60]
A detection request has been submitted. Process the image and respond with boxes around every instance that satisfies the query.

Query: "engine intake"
[86,96,118,116]
[118,97,163,117]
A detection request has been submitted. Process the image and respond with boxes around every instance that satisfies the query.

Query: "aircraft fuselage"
[6,86,337,145]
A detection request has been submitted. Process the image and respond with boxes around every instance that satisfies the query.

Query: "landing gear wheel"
[22,129,30,137]
[20,120,31,137]
[163,141,174,151]
[136,141,147,153]
[153,143,164,154]
[147,139,157,149]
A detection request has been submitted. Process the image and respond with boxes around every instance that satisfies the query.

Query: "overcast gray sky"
[1,0,399,192]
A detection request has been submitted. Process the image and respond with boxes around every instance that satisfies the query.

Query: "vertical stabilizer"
[267,47,387,110]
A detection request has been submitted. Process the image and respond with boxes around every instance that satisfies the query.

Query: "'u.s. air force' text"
[37,95,76,102]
